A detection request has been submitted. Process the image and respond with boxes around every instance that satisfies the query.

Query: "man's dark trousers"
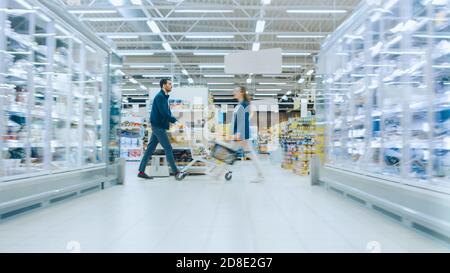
[139,126,178,174]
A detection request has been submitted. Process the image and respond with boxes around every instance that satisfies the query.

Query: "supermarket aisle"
[0,158,448,253]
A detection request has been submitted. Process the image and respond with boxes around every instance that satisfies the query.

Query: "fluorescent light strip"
[252,42,260,51]
[142,75,173,78]
[258,83,287,85]
[69,10,117,14]
[256,89,282,91]
[162,42,173,52]
[433,65,450,69]
[128,64,165,68]
[363,64,396,67]
[182,69,189,75]
[413,34,450,39]
[109,0,124,6]
[255,20,266,33]
[14,0,33,9]
[55,24,71,37]
[277,35,325,39]
[210,89,234,91]
[107,35,139,39]
[286,9,347,14]
[174,10,234,13]
[38,13,51,22]
[254,93,278,96]
[188,78,194,84]
[193,52,229,56]
[86,46,96,53]
[203,75,234,78]
[282,52,312,56]
[146,20,161,34]
[207,83,234,85]
[118,51,154,56]
[186,35,234,39]
[282,65,302,68]
[380,51,424,55]
[263,74,286,77]
[130,0,142,5]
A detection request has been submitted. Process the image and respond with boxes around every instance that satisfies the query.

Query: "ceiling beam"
[84,17,346,22]
[99,31,329,36]
[67,5,355,11]
[113,41,322,45]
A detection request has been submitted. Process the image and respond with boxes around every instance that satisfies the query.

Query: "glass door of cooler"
[375,1,408,178]
[84,47,105,166]
[0,1,46,178]
[326,41,354,167]
[31,13,51,174]
[108,54,123,164]
[50,24,72,171]
[70,40,83,167]
[428,1,450,188]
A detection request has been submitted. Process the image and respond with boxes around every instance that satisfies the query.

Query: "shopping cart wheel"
[176,172,187,181]
[225,172,232,181]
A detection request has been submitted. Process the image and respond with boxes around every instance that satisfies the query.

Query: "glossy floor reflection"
[0,159,448,253]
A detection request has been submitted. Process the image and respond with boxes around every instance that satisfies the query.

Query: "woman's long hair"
[237,86,251,103]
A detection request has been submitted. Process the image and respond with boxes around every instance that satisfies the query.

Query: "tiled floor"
[0,158,448,253]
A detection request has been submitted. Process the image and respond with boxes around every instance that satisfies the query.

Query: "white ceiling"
[60,0,360,102]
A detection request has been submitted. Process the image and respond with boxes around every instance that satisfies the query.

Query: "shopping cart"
[169,123,237,181]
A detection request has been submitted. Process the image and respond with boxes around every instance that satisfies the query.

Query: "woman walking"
[228,86,265,183]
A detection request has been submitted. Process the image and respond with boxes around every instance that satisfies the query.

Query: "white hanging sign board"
[225,48,282,74]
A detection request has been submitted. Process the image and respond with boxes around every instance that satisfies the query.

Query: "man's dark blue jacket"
[150,90,177,130]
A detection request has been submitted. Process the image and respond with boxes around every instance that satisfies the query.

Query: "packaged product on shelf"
[280,117,317,175]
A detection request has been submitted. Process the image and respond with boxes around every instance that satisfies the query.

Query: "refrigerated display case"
[0,0,121,220]
[108,53,123,164]
[317,0,450,241]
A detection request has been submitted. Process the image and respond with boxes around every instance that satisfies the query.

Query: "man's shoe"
[138,172,154,179]
[174,171,186,181]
